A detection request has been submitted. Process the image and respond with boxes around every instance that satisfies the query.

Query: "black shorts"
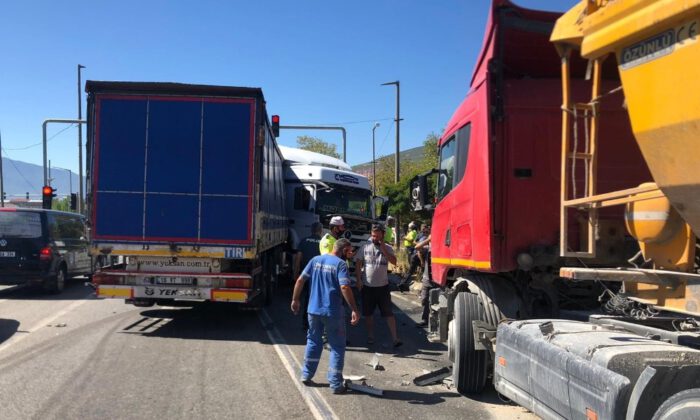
[361,285,393,317]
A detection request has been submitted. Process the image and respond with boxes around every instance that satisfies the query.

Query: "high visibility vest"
[403,229,417,247]
[384,227,395,244]
[319,233,336,255]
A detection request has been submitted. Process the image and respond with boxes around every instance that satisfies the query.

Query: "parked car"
[0,208,91,293]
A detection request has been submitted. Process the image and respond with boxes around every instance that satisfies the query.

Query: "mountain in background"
[351,145,426,177]
[1,157,81,199]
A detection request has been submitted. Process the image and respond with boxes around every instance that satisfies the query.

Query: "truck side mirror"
[410,169,438,211]
[410,175,427,211]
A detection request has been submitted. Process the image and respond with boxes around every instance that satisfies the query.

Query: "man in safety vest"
[384,216,396,246]
[320,216,346,255]
[398,221,418,291]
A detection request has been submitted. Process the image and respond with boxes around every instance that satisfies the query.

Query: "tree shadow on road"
[0,319,20,345]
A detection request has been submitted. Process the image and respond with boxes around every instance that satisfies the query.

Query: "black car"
[0,208,91,293]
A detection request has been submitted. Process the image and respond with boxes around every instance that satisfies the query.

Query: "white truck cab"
[279,146,382,251]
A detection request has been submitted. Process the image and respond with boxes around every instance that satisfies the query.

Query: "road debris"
[413,366,452,386]
[365,353,384,371]
[344,379,384,397]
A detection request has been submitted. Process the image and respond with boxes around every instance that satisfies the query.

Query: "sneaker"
[301,377,313,386]
[331,385,347,395]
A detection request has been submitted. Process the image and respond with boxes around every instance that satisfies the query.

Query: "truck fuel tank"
[494,319,700,419]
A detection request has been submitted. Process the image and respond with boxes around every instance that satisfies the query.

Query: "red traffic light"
[271,115,280,138]
[42,186,54,196]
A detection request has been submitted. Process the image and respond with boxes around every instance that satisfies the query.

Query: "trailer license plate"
[154,277,195,285]
[0,251,15,257]
[137,286,206,300]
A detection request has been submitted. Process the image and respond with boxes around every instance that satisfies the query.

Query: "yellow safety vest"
[384,226,395,244]
[319,233,336,255]
[403,229,417,247]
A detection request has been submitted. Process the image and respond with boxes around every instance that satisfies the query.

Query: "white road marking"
[0,298,90,354]
[259,309,338,420]
[391,291,421,307]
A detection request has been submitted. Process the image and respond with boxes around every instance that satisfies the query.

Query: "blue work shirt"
[301,254,351,318]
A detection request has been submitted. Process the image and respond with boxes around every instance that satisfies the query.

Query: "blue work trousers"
[302,314,346,390]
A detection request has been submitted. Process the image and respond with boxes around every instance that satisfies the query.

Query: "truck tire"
[652,388,700,420]
[452,291,489,394]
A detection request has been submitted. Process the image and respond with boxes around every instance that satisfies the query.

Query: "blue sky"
[0,0,577,176]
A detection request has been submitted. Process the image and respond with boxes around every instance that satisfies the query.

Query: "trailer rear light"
[223,278,251,289]
[498,356,506,367]
[39,247,53,261]
[92,272,123,285]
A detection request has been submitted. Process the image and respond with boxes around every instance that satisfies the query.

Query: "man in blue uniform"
[291,238,360,394]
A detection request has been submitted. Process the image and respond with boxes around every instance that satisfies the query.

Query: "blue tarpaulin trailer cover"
[88,85,259,246]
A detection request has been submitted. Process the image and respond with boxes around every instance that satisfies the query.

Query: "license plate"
[154,276,195,285]
[0,251,15,257]
[135,286,208,300]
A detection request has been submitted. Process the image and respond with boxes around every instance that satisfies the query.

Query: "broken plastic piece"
[413,366,452,386]
[344,379,384,397]
[365,353,384,370]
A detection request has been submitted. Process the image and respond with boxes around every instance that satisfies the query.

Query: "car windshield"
[316,185,372,219]
[0,211,42,238]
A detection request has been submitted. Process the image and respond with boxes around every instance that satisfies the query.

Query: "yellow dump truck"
[456,1,700,419]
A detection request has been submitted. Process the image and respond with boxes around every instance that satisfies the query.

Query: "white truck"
[279,146,383,254]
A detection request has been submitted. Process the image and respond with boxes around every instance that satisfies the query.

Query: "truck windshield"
[317,186,372,219]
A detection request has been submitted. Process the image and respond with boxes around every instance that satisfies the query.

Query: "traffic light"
[70,193,78,211]
[42,185,56,209]
[271,115,280,138]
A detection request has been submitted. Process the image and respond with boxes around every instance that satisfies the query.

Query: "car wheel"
[46,266,66,295]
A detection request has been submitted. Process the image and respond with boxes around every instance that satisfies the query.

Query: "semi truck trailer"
[88,81,287,307]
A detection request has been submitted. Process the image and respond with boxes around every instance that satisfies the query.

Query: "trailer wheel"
[652,388,700,420]
[452,291,489,394]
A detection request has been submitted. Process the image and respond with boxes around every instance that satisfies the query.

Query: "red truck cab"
[410,0,651,394]
[414,0,649,288]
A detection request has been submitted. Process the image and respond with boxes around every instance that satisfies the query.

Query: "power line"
[4,123,76,151]
[302,117,394,127]
[1,147,36,191]
[377,123,394,157]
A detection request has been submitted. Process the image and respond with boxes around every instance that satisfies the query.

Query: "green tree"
[296,136,341,159]
[52,196,69,211]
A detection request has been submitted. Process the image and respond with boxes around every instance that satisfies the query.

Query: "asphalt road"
[0,280,537,420]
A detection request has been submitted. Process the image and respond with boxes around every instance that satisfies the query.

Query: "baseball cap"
[329,216,345,226]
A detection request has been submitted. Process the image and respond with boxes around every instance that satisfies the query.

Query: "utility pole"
[381,81,400,183]
[77,64,86,214]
